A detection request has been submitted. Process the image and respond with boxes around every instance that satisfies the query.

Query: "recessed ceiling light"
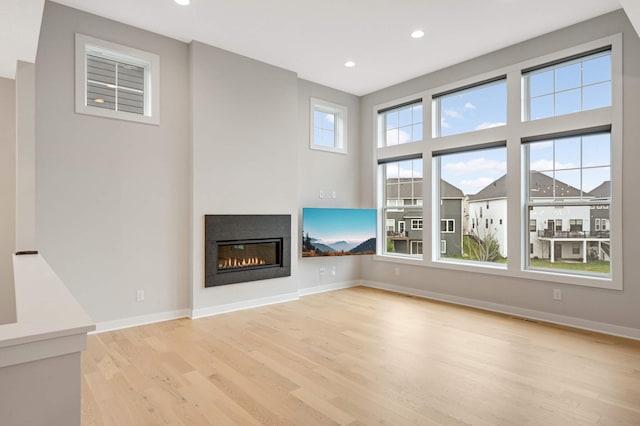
[94,98,104,103]
[174,0,190,5]
[411,30,425,39]
[344,61,356,68]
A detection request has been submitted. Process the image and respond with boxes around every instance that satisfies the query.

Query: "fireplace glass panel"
[217,239,281,272]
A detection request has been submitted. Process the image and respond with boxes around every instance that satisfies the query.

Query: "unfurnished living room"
[1,0,640,425]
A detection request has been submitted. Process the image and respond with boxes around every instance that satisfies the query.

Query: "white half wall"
[0,77,16,324]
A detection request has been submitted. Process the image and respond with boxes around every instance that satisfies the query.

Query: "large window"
[436,146,507,264]
[374,35,620,289]
[75,33,159,125]
[434,78,507,137]
[525,132,611,276]
[379,101,423,146]
[524,49,611,121]
[380,158,422,257]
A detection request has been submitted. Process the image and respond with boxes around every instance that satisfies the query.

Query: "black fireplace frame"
[205,214,291,287]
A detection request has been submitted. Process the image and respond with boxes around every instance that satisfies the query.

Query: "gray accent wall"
[359,10,640,331]
[35,2,191,323]
[0,77,16,324]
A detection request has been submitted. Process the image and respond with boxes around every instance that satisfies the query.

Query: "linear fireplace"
[205,215,291,287]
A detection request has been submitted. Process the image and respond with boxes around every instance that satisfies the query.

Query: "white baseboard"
[191,292,300,319]
[92,308,191,334]
[361,280,640,341]
[298,280,360,296]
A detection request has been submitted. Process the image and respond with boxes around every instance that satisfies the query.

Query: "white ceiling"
[1,0,637,96]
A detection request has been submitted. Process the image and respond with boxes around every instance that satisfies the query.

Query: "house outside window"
[441,219,455,233]
[379,157,423,258]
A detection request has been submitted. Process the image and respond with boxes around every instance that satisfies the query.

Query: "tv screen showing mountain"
[302,208,377,257]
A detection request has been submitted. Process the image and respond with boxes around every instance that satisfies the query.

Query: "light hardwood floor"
[82,286,640,425]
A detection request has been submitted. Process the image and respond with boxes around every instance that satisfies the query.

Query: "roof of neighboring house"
[588,180,611,198]
[467,171,585,201]
[385,178,464,200]
[441,179,464,198]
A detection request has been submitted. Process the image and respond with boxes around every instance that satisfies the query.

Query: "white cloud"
[530,160,576,171]
[444,109,462,119]
[460,177,495,193]
[440,117,450,129]
[444,157,506,176]
[474,121,505,130]
[464,102,476,110]
[386,162,423,179]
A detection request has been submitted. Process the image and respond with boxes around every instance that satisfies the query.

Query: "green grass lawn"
[529,259,610,273]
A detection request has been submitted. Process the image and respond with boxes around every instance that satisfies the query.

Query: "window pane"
[555,89,581,116]
[529,70,553,97]
[554,63,581,91]
[525,50,611,121]
[583,82,611,111]
[583,54,611,85]
[525,132,611,277]
[380,102,423,146]
[528,205,610,275]
[437,79,507,137]
[530,95,554,120]
[438,146,507,263]
[382,159,422,257]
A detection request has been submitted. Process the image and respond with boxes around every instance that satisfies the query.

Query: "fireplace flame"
[218,256,267,270]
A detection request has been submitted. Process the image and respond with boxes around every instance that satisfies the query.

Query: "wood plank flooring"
[82,286,640,425]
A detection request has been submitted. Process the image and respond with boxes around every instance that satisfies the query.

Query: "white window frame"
[440,240,447,254]
[441,219,455,233]
[310,98,348,154]
[411,219,423,230]
[372,34,622,290]
[75,33,160,125]
[411,241,423,255]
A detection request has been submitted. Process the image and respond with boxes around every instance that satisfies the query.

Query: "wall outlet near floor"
[553,288,562,301]
[331,191,337,199]
[136,289,145,302]
[331,266,336,276]
[319,190,324,199]
[319,266,326,276]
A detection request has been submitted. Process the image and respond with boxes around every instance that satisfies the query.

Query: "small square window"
[75,33,159,125]
[310,98,347,154]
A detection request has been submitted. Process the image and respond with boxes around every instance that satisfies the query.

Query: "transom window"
[310,98,348,154]
[379,101,423,146]
[434,78,507,137]
[524,49,611,121]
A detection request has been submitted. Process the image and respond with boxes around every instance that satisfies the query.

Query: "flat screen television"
[302,208,376,257]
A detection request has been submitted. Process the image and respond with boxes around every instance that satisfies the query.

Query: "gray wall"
[35,2,191,323]
[0,77,16,324]
[359,10,640,330]
[189,41,300,311]
[296,79,362,292]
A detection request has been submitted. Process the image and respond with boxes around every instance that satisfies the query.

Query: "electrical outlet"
[319,190,324,199]
[319,266,326,276]
[331,266,336,276]
[553,288,562,301]
[136,290,145,302]
[331,191,337,199]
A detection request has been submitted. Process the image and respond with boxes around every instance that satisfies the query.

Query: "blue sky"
[303,208,376,244]
[437,53,611,196]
